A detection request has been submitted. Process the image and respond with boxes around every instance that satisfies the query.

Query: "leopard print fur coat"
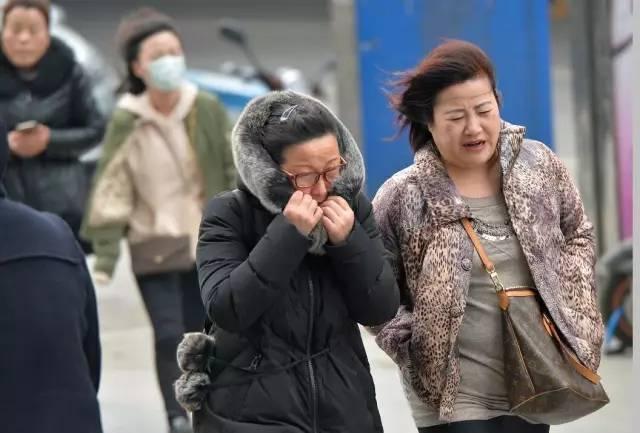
[372,121,604,421]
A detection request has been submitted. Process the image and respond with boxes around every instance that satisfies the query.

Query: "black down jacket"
[195,189,399,433]
[0,37,105,238]
[193,91,400,433]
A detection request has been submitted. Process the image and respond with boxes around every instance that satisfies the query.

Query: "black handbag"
[462,218,609,425]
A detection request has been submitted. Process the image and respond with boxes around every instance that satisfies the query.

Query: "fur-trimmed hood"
[409,120,526,227]
[231,90,365,214]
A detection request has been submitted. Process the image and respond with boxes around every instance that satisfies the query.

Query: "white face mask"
[147,55,186,92]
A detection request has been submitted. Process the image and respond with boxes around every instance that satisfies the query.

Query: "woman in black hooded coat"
[185,91,400,433]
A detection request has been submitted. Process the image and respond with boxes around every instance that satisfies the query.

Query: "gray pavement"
[93,254,631,433]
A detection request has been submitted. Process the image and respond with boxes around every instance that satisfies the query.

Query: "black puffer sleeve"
[325,193,400,326]
[197,192,311,332]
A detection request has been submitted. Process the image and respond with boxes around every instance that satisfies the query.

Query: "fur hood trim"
[231,90,365,214]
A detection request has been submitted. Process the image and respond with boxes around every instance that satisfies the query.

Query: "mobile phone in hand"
[15,120,38,132]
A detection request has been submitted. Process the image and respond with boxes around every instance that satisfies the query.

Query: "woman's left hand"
[320,196,355,245]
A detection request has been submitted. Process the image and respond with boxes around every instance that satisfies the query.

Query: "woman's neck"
[446,158,502,199]
[147,88,181,116]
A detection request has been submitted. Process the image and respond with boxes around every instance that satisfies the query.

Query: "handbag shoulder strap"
[542,314,602,383]
[461,218,496,273]
[461,218,510,309]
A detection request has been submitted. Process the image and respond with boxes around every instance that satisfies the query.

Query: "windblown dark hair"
[389,40,501,153]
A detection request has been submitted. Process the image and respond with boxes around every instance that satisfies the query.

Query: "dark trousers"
[136,267,205,420]
[418,416,550,433]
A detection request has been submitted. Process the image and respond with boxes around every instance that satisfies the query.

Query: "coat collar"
[117,82,198,124]
[0,37,75,98]
[412,120,526,227]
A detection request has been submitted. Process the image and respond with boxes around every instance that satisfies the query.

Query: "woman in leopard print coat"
[372,41,604,433]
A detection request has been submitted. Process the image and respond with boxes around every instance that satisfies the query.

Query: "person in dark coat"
[0,120,102,433]
[177,90,400,433]
[0,0,105,251]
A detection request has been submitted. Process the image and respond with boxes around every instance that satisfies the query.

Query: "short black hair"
[261,99,339,164]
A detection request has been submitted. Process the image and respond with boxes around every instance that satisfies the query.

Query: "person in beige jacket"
[81,8,234,433]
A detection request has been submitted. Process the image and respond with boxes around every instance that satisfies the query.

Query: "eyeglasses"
[282,156,348,189]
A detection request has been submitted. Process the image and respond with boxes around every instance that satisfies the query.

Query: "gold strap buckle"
[487,269,505,292]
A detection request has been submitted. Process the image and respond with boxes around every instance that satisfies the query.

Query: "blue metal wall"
[355,0,553,194]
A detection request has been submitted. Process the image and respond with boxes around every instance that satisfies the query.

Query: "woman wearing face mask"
[81,7,235,433]
[0,0,105,251]
[180,90,399,432]
[372,40,604,433]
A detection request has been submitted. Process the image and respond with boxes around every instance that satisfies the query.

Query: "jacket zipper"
[307,273,318,433]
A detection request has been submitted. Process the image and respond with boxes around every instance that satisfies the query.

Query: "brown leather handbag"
[129,235,193,276]
[462,218,609,425]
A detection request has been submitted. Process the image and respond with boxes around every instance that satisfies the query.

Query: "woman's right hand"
[7,127,49,158]
[283,191,324,236]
